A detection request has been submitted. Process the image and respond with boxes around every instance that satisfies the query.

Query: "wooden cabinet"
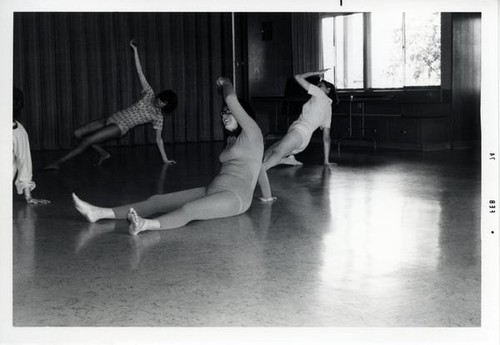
[388,119,420,145]
[332,116,450,151]
[364,117,389,144]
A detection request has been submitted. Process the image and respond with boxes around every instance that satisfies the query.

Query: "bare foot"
[281,155,303,166]
[72,193,102,223]
[95,153,111,166]
[43,163,60,170]
[127,208,147,235]
[127,208,161,235]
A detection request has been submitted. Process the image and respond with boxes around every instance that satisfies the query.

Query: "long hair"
[319,80,339,106]
[157,90,178,115]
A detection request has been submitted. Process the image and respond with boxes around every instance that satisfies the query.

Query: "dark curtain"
[13,12,233,151]
[290,13,322,75]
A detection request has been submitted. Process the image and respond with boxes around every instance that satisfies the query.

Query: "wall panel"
[13,12,232,150]
[451,13,481,146]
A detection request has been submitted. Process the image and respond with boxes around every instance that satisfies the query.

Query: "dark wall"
[14,12,233,151]
[247,14,293,97]
[451,13,481,147]
[246,13,293,135]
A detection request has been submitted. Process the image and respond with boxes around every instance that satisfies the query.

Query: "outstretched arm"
[155,129,176,165]
[257,165,276,202]
[216,77,259,134]
[130,39,151,90]
[294,68,330,92]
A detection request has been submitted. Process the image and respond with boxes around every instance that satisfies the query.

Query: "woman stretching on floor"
[44,39,177,169]
[72,77,275,235]
[263,69,337,169]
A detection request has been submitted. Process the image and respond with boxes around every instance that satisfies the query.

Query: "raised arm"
[294,68,330,92]
[216,77,259,134]
[130,39,151,90]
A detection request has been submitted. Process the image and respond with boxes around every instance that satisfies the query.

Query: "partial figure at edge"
[13,87,50,205]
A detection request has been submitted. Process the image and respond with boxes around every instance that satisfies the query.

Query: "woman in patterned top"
[44,40,178,170]
[72,77,275,235]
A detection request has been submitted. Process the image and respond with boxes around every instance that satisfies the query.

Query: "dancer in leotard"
[44,40,177,170]
[263,69,338,168]
[72,77,275,235]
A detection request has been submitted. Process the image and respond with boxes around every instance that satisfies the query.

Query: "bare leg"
[73,119,108,140]
[45,124,121,169]
[74,119,112,164]
[263,131,304,170]
[127,190,242,234]
[92,145,111,166]
[263,140,281,163]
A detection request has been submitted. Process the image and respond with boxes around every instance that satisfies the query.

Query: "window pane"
[335,16,345,88]
[335,14,364,89]
[321,17,335,84]
[344,14,364,88]
[371,12,404,88]
[404,12,441,86]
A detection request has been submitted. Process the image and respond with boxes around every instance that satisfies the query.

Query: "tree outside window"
[322,12,441,89]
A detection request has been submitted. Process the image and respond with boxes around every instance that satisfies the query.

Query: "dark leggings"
[53,119,121,166]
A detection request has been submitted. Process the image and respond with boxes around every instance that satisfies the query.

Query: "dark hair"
[318,80,339,106]
[222,98,256,140]
[13,86,24,120]
[157,90,178,114]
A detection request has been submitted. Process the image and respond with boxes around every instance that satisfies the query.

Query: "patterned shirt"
[107,85,163,135]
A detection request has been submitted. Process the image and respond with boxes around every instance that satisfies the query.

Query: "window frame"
[322,12,442,91]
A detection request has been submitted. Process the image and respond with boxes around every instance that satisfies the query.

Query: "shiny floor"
[13,143,481,327]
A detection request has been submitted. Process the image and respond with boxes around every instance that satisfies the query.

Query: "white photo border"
[0,0,498,344]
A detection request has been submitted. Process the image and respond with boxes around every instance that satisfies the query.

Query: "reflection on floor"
[13,143,481,326]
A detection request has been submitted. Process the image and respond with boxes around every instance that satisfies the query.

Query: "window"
[371,12,405,88]
[403,12,441,86]
[322,14,364,89]
[322,12,441,89]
